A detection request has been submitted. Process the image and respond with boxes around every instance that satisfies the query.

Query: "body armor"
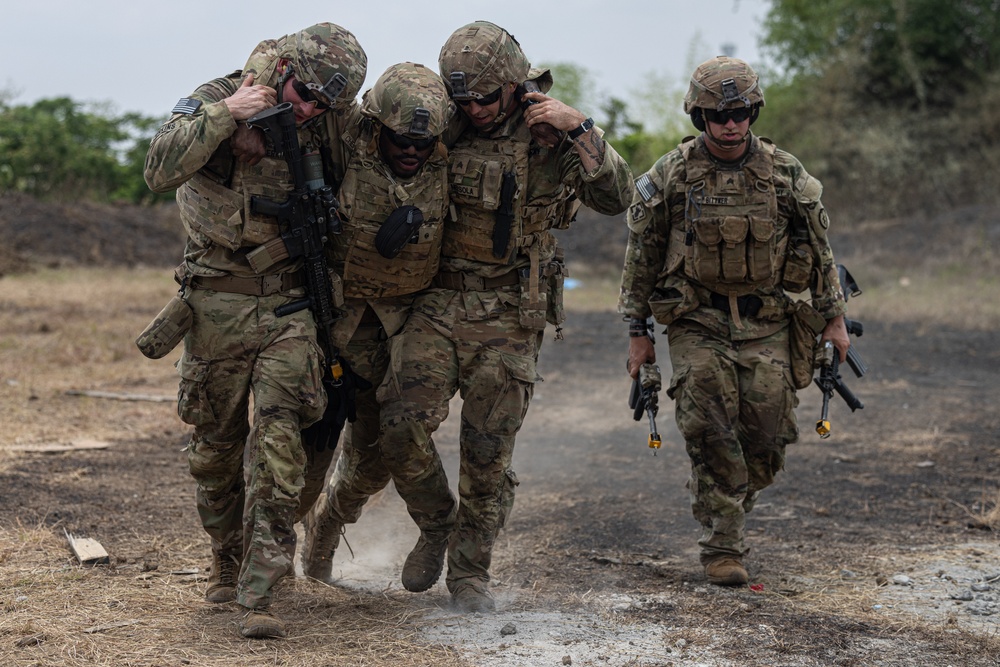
[665,136,784,298]
[444,125,575,266]
[333,122,449,299]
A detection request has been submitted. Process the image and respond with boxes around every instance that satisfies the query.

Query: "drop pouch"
[135,295,194,360]
[788,299,827,389]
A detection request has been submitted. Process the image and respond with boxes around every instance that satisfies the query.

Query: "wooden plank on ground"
[9,439,111,453]
[65,389,174,403]
[64,529,110,565]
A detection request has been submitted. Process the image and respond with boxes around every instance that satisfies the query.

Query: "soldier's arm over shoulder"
[144,73,242,193]
[564,127,635,216]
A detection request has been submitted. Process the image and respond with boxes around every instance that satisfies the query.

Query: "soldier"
[376,21,634,612]
[143,23,366,639]
[300,62,458,594]
[619,56,850,586]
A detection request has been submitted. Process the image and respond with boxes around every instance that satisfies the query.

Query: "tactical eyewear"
[455,87,503,107]
[385,128,438,151]
[292,78,330,110]
[703,106,752,125]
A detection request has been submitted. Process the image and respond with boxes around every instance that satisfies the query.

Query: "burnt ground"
[1,193,999,666]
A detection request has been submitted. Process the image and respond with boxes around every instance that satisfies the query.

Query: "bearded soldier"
[300,62,458,594]
[375,21,634,613]
[143,23,366,639]
[619,56,850,586]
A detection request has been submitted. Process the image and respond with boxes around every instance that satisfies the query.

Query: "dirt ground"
[1,194,999,666]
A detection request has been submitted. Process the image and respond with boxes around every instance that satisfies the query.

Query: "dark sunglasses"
[385,128,438,151]
[291,78,330,110]
[703,106,752,125]
[455,87,503,107]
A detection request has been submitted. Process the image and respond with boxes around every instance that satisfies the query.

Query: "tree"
[761,0,1000,110]
[0,97,167,204]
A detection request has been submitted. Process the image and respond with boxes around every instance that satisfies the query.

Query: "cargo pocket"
[176,353,215,427]
[480,352,537,435]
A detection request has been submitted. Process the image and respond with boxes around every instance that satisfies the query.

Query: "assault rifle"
[627,317,663,455]
[245,102,366,452]
[815,265,869,438]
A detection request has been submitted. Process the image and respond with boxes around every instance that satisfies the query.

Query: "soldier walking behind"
[619,56,850,586]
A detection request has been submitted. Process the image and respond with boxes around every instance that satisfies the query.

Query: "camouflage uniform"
[144,24,366,613]
[618,57,847,567]
[302,64,458,576]
[378,22,635,602]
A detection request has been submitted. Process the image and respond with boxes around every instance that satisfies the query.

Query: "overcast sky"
[1,0,769,119]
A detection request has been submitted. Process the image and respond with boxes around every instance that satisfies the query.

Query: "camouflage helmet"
[438,21,530,101]
[281,23,367,108]
[360,62,452,137]
[683,56,765,114]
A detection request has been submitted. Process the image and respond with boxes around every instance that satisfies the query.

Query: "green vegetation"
[0,96,168,204]
[755,0,1000,218]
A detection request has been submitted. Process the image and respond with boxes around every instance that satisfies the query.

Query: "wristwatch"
[568,117,594,140]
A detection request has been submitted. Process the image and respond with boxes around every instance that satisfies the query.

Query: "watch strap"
[568,117,594,140]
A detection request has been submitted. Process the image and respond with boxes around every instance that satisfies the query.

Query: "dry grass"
[0,267,182,450]
[0,522,467,667]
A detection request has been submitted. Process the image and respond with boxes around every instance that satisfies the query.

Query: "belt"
[432,269,520,291]
[708,292,763,319]
[188,271,305,296]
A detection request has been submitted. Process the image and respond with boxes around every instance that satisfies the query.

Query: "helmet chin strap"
[703,120,750,152]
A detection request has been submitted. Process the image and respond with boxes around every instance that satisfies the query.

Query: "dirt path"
[1,197,999,665]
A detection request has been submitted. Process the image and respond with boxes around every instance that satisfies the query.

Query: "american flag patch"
[635,174,657,202]
[172,97,202,115]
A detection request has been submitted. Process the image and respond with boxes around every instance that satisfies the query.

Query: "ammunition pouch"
[782,241,814,293]
[518,250,566,331]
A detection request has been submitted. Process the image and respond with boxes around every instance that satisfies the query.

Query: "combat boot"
[238,605,287,639]
[401,530,448,592]
[451,580,496,613]
[704,556,749,586]
[205,550,240,603]
[301,502,342,583]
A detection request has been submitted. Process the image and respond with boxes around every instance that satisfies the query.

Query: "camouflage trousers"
[666,319,799,563]
[178,287,326,609]
[378,287,541,593]
[310,330,457,537]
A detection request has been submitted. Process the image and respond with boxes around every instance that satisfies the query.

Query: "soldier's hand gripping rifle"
[627,317,663,454]
[815,265,869,438]
[245,102,370,452]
